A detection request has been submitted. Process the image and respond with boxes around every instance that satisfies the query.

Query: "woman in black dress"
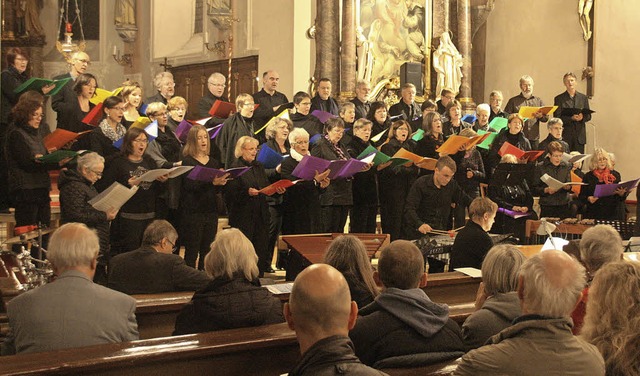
[378,120,419,241]
[346,118,377,233]
[281,128,330,235]
[95,127,168,256]
[225,136,286,276]
[311,118,353,233]
[180,124,229,269]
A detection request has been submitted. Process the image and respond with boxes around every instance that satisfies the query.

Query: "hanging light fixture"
[56,0,86,62]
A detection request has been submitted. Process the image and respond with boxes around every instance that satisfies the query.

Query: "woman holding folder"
[489,114,531,172]
[281,128,330,235]
[96,127,168,256]
[55,73,96,135]
[347,118,378,233]
[89,95,127,164]
[311,118,353,233]
[378,120,419,241]
[180,125,229,269]
[415,111,445,159]
[365,101,391,147]
[579,148,627,220]
[224,136,285,277]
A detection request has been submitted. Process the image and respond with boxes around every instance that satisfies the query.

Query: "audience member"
[461,244,525,350]
[349,240,464,368]
[455,250,605,375]
[197,72,229,120]
[285,264,387,376]
[310,77,339,116]
[1,223,138,355]
[581,261,640,376]
[173,228,283,335]
[351,79,372,120]
[571,224,623,334]
[108,220,210,294]
[143,71,174,106]
[58,152,116,283]
[324,235,379,308]
[504,75,549,149]
[449,197,497,270]
[554,72,591,153]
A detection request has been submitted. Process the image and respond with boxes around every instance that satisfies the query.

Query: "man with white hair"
[351,79,372,120]
[197,72,229,120]
[504,75,549,149]
[51,51,92,130]
[285,264,387,375]
[454,250,605,375]
[1,223,138,355]
[537,118,569,155]
[144,71,175,106]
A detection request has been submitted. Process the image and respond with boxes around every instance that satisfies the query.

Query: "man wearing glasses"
[143,72,175,106]
[197,72,229,120]
[51,51,91,127]
[107,220,210,294]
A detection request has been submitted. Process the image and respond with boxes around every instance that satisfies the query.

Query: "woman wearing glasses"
[89,96,127,164]
[96,127,168,256]
[58,152,116,283]
[55,73,97,136]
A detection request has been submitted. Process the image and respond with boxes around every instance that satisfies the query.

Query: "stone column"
[314,0,340,95]
[457,0,474,111]
[340,0,356,100]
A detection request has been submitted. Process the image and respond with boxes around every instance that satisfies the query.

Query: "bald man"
[454,250,605,376]
[284,264,387,375]
[51,51,92,130]
[252,70,290,143]
[349,240,464,367]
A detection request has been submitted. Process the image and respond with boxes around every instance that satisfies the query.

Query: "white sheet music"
[88,182,139,212]
[133,166,194,183]
[263,282,294,295]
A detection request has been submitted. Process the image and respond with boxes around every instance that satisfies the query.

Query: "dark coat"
[454,149,486,198]
[52,94,94,133]
[180,155,222,214]
[310,94,339,116]
[50,72,75,122]
[197,91,229,120]
[224,157,270,235]
[346,136,378,207]
[442,120,472,139]
[88,126,121,165]
[533,159,571,207]
[216,112,254,168]
[290,112,324,138]
[107,246,211,294]
[489,129,532,168]
[5,122,52,193]
[1,66,29,125]
[143,91,168,106]
[311,137,353,206]
[449,220,493,270]
[580,170,626,220]
[289,335,387,376]
[58,169,110,259]
[281,155,323,234]
[172,276,284,335]
[389,101,421,129]
[344,272,376,309]
[415,134,444,159]
[537,134,570,156]
[554,91,591,145]
[351,97,371,121]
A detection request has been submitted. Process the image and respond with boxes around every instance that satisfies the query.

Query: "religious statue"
[432,32,463,98]
[578,0,593,41]
[15,0,44,37]
[114,0,137,42]
[207,0,233,30]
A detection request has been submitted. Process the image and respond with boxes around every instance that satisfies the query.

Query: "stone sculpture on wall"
[432,31,463,98]
[114,0,137,42]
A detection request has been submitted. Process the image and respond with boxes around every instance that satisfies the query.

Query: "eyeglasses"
[31,113,44,119]
[133,138,148,144]
[111,107,126,112]
[76,59,90,65]
[209,82,226,87]
[166,239,177,253]
[91,169,103,177]
[299,102,311,106]
[153,112,168,117]
[295,140,309,145]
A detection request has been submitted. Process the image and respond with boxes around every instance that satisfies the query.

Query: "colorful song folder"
[258,179,299,196]
[43,129,91,151]
[187,165,251,181]
[14,77,72,96]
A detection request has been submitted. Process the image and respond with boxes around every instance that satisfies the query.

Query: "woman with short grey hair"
[173,228,284,335]
[461,244,526,350]
[58,152,117,283]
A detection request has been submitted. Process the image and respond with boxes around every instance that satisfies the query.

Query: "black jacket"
[224,157,270,229]
[1,66,29,125]
[351,97,370,121]
[252,89,289,130]
[311,137,353,206]
[5,122,53,193]
[554,91,591,145]
[450,220,493,270]
[216,112,254,168]
[180,155,223,214]
[289,335,387,376]
[488,163,535,211]
[537,134,570,155]
[58,169,110,258]
[290,112,324,138]
[389,101,421,130]
[310,94,339,116]
[580,170,626,220]
[533,159,571,207]
[53,94,94,133]
[346,136,378,206]
[107,246,211,294]
[143,91,168,106]
[281,155,323,234]
[197,91,229,120]
[173,276,283,335]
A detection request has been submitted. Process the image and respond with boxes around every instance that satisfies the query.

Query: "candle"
[204,32,209,45]
[66,22,72,33]
[113,45,117,56]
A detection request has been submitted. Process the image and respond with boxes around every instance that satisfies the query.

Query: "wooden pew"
[133,291,194,339]
[0,321,467,376]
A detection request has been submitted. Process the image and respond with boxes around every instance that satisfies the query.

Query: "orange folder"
[44,129,91,151]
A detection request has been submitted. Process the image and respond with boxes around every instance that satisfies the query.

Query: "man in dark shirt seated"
[403,156,473,239]
[108,220,210,294]
[284,264,386,376]
[449,197,498,270]
[310,77,340,116]
[349,240,465,368]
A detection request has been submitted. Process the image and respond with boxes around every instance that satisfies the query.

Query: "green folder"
[476,130,498,150]
[488,117,508,132]
[14,77,72,96]
[355,144,409,167]
[411,129,425,142]
[36,149,78,164]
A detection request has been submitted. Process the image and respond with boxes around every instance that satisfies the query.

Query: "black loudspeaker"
[400,62,423,95]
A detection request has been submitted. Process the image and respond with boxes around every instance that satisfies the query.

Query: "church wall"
[485,0,640,182]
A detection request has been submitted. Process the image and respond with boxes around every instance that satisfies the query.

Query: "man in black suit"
[351,79,371,120]
[51,51,91,130]
[310,77,340,116]
[554,72,591,153]
[143,72,175,106]
[107,220,211,294]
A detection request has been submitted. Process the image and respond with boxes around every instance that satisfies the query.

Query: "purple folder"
[175,120,193,143]
[498,207,533,219]
[291,155,368,180]
[593,178,640,198]
[208,123,224,139]
[311,110,337,124]
[187,165,251,181]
